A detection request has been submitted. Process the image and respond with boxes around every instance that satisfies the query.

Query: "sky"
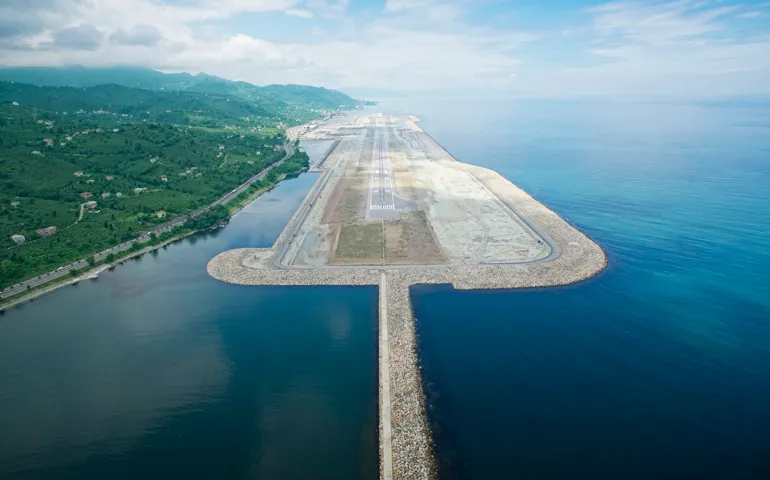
[0,0,769,98]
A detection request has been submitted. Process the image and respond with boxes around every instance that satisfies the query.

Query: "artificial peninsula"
[207,114,607,479]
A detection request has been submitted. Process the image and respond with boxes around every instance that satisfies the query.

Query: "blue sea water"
[0,173,379,478]
[1,98,769,479]
[403,99,770,479]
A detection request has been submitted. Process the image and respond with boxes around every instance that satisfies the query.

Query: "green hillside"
[0,82,275,128]
[0,66,373,112]
[0,81,316,288]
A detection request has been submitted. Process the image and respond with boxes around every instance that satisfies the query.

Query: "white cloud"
[0,0,767,98]
[286,9,314,18]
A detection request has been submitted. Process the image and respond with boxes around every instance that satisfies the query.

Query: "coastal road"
[1,139,296,301]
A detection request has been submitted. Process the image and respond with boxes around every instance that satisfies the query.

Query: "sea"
[1,98,769,479]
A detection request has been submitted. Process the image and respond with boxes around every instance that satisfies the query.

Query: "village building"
[36,226,57,237]
[160,175,168,182]
[74,171,84,177]
[134,187,147,194]
[105,175,113,181]
[11,234,25,244]
[85,201,98,209]
[115,192,123,198]
[80,192,93,199]
[102,192,111,198]
[10,201,20,207]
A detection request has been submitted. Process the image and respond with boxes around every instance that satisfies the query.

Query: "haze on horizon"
[1,0,769,99]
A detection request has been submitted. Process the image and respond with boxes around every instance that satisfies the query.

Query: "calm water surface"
[2,99,769,479]
[0,171,379,478]
[402,99,770,479]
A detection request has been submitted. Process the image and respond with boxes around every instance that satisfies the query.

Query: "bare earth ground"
[281,115,551,267]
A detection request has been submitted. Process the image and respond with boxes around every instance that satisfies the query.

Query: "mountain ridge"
[0,66,373,111]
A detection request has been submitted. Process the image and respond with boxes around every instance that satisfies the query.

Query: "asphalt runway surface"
[368,121,399,219]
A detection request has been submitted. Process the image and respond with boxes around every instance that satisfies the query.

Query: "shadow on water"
[0,173,379,479]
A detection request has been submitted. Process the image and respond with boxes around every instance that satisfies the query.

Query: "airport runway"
[368,120,399,219]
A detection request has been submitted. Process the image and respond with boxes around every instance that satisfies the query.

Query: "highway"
[1,139,296,301]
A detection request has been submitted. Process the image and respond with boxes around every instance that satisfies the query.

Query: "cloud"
[586,1,739,46]
[0,0,766,98]
[0,6,46,39]
[50,24,102,50]
[286,8,314,18]
[109,24,163,47]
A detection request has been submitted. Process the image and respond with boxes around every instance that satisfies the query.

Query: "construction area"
[279,115,551,268]
[208,114,607,480]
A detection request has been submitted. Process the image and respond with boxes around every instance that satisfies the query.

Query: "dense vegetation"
[0,72,339,289]
[0,66,374,119]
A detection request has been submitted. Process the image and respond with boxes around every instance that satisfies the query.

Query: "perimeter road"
[379,272,394,480]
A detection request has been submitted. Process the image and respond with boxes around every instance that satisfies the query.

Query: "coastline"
[0,229,198,312]
[0,168,299,313]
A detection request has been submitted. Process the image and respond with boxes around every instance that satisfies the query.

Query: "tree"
[87,256,96,267]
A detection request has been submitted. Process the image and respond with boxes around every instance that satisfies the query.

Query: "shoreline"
[0,229,200,312]
[0,138,316,312]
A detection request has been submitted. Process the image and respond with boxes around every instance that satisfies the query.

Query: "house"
[31,151,43,156]
[80,192,93,199]
[36,226,57,236]
[219,145,225,150]
[102,192,111,198]
[156,210,167,218]
[113,128,119,132]
[11,101,19,106]
[74,171,84,177]
[10,201,20,207]
[134,187,147,194]
[85,201,98,209]
[86,179,95,184]
[105,175,113,181]
[11,234,25,244]
[115,192,123,198]
[43,138,53,146]
[160,175,168,182]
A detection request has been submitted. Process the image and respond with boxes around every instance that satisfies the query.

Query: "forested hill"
[0,82,274,128]
[0,66,371,111]
[0,75,335,289]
